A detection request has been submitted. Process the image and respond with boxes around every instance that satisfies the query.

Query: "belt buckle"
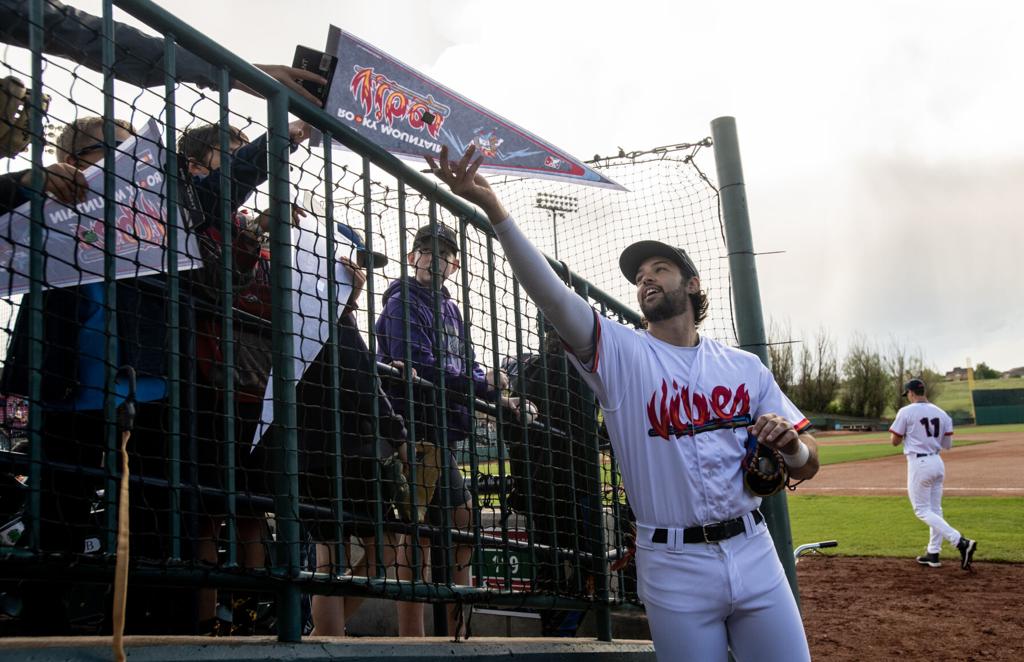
[702,524,712,543]
[702,522,723,543]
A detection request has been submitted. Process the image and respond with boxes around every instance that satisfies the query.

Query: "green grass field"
[789,495,1024,562]
[816,439,989,464]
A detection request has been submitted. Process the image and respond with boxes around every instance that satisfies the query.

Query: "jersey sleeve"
[753,362,810,432]
[940,411,954,449]
[565,312,643,412]
[889,408,908,436]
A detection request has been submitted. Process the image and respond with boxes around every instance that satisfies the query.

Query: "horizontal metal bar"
[0,553,610,609]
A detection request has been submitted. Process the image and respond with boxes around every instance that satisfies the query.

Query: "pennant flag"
[0,118,198,297]
[317,26,625,191]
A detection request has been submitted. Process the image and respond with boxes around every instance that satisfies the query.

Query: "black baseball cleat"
[957,537,977,570]
[916,552,941,568]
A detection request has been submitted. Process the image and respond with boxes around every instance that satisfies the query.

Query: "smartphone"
[291,45,338,105]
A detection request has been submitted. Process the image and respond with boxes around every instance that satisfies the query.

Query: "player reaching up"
[425,145,820,662]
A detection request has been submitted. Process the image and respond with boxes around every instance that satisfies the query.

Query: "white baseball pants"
[907,454,960,554]
[635,513,810,662]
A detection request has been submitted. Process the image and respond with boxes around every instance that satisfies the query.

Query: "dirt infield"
[804,431,1024,496]
[798,555,1024,661]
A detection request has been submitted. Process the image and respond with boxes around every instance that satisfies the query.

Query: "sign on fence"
[477,528,533,591]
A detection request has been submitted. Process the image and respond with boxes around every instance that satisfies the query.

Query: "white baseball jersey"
[566,314,809,528]
[890,402,954,455]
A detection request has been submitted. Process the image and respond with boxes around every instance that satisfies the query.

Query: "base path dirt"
[803,432,1024,496]
[798,555,1024,661]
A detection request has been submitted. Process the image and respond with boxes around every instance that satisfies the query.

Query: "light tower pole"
[535,192,578,261]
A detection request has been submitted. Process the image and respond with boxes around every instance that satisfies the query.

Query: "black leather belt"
[916,452,936,458]
[653,510,764,545]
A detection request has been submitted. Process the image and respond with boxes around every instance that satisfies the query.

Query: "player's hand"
[288,120,312,145]
[21,163,87,205]
[425,145,509,224]
[247,64,327,106]
[749,414,801,454]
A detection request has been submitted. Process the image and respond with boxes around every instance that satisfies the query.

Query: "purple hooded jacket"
[375,276,497,443]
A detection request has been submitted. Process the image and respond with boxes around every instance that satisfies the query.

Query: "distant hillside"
[927,378,1024,419]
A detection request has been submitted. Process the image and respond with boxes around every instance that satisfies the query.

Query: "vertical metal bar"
[455,218,483,591]
[25,0,45,551]
[101,0,119,555]
[483,235,510,590]
[607,309,624,598]
[535,318,561,590]
[163,35,182,560]
[510,279,536,588]
[579,284,611,642]
[217,67,237,568]
[361,158,385,570]
[426,202,451,635]
[324,137,346,577]
[396,184,421,582]
[268,92,301,642]
[711,115,801,603]
[553,308,582,593]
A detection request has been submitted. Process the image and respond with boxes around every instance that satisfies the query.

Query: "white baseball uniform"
[566,315,811,662]
[491,216,812,661]
[889,402,958,554]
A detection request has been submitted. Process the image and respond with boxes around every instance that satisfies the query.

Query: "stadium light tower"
[534,192,578,261]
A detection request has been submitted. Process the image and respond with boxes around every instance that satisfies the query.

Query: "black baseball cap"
[619,240,699,283]
[902,378,926,396]
[413,223,459,255]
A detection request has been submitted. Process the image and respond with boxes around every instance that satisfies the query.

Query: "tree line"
[766,321,946,419]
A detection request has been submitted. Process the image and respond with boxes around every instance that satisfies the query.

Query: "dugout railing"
[0,0,796,646]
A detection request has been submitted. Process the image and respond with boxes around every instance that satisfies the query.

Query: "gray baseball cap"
[619,240,699,283]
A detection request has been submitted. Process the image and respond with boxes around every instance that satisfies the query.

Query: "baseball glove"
[741,433,789,497]
[0,76,50,159]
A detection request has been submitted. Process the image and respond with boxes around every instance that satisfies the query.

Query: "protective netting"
[0,0,727,638]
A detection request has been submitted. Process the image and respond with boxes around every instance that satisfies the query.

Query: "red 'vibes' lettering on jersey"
[646,379,751,440]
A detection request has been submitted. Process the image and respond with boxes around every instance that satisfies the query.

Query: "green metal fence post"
[710,116,801,602]
[268,91,302,642]
[25,0,45,552]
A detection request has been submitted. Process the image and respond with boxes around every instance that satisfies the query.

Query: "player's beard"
[640,283,690,322]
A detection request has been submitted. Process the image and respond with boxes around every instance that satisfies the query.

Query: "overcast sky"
[11,0,1024,372]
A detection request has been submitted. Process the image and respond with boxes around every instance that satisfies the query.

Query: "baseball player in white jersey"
[890,378,977,570]
[426,145,821,662]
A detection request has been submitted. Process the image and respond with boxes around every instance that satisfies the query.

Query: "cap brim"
[619,240,695,283]
[357,250,389,269]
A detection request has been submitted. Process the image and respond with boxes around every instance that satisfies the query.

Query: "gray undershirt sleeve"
[492,215,596,361]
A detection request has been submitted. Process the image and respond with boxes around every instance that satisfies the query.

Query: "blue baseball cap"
[336,223,389,269]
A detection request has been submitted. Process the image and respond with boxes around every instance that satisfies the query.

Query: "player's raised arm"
[426,145,597,363]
